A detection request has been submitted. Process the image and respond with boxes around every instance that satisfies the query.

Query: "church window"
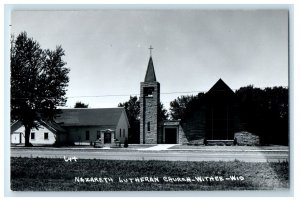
[147,122,150,132]
[86,131,90,140]
[120,129,122,137]
[123,129,125,137]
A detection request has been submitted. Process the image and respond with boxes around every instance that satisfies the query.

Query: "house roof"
[10,121,23,133]
[40,120,67,133]
[144,56,157,82]
[10,120,66,134]
[55,107,127,127]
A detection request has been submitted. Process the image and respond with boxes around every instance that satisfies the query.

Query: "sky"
[11,9,288,110]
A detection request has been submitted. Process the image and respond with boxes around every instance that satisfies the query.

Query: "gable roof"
[205,79,235,102]
[10,120,66,134]
[144,56,157,82]
[10,121,23,133]
[40,120,67,133]
[207,78,234,95]
[55,108,127,127]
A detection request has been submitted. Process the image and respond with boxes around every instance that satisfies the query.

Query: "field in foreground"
[11,157,289,191]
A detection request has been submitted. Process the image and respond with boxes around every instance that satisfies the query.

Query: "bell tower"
[140,46,160,144]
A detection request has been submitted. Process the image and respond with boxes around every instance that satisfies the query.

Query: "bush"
[53,141,62,147]
[124,137,128,148]
[233,138,237,146]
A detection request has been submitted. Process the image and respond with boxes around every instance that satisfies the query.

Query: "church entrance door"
[104,132,111,144]
[165,128,177,144]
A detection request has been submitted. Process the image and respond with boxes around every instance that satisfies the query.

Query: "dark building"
[179,79,238,143]
[204,79,238,140]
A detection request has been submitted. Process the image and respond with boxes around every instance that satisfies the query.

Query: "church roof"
[206,78,235,100]
[55,108,127,127]
[144,56,157,82]
[207,78,234,94]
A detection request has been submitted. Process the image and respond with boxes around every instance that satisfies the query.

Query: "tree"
[74,101,89,108]
[235,85,288,145]
[158,102,169,121]
[169,95,195,120]
[118,96,140,123]
[11,32,70,147]
[118,96,140,144]
[169,93,206,142]
[169,93,205,121]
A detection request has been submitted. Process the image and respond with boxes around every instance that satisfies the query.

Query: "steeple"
[144,56,157,82]
[140,47,160,144]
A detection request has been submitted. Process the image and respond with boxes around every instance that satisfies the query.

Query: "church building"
[139,48,238,144]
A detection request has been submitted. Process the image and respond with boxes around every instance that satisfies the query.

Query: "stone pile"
[234,131,260,146]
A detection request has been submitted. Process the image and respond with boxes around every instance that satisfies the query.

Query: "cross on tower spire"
[149,45,153,57]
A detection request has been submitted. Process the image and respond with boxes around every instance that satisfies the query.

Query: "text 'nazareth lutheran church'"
[11,49,242,146]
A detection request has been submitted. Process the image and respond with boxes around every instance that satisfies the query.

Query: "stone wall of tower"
[139,82,160,144]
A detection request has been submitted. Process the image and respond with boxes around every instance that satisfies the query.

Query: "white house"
[10,107,130,146]
[11,120,67,145]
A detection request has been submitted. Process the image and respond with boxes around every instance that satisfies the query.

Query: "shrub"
[124,137,128,148]
[53,141,62,147]
[204,138,208,146]
[233,138,237,146]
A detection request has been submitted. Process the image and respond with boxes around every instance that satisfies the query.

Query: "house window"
[123,129,125,137]
[97,131,100,139]
[120,128,122,138]
[86,131,90,140]
[147,122,150,132]
[31,132,35,140]
[44,132,49,140]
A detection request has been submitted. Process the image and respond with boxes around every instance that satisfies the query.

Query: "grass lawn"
[11,157,289,191]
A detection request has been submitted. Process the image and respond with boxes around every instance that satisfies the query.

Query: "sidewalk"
[10,144,289,152]
[137,144,177,151]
